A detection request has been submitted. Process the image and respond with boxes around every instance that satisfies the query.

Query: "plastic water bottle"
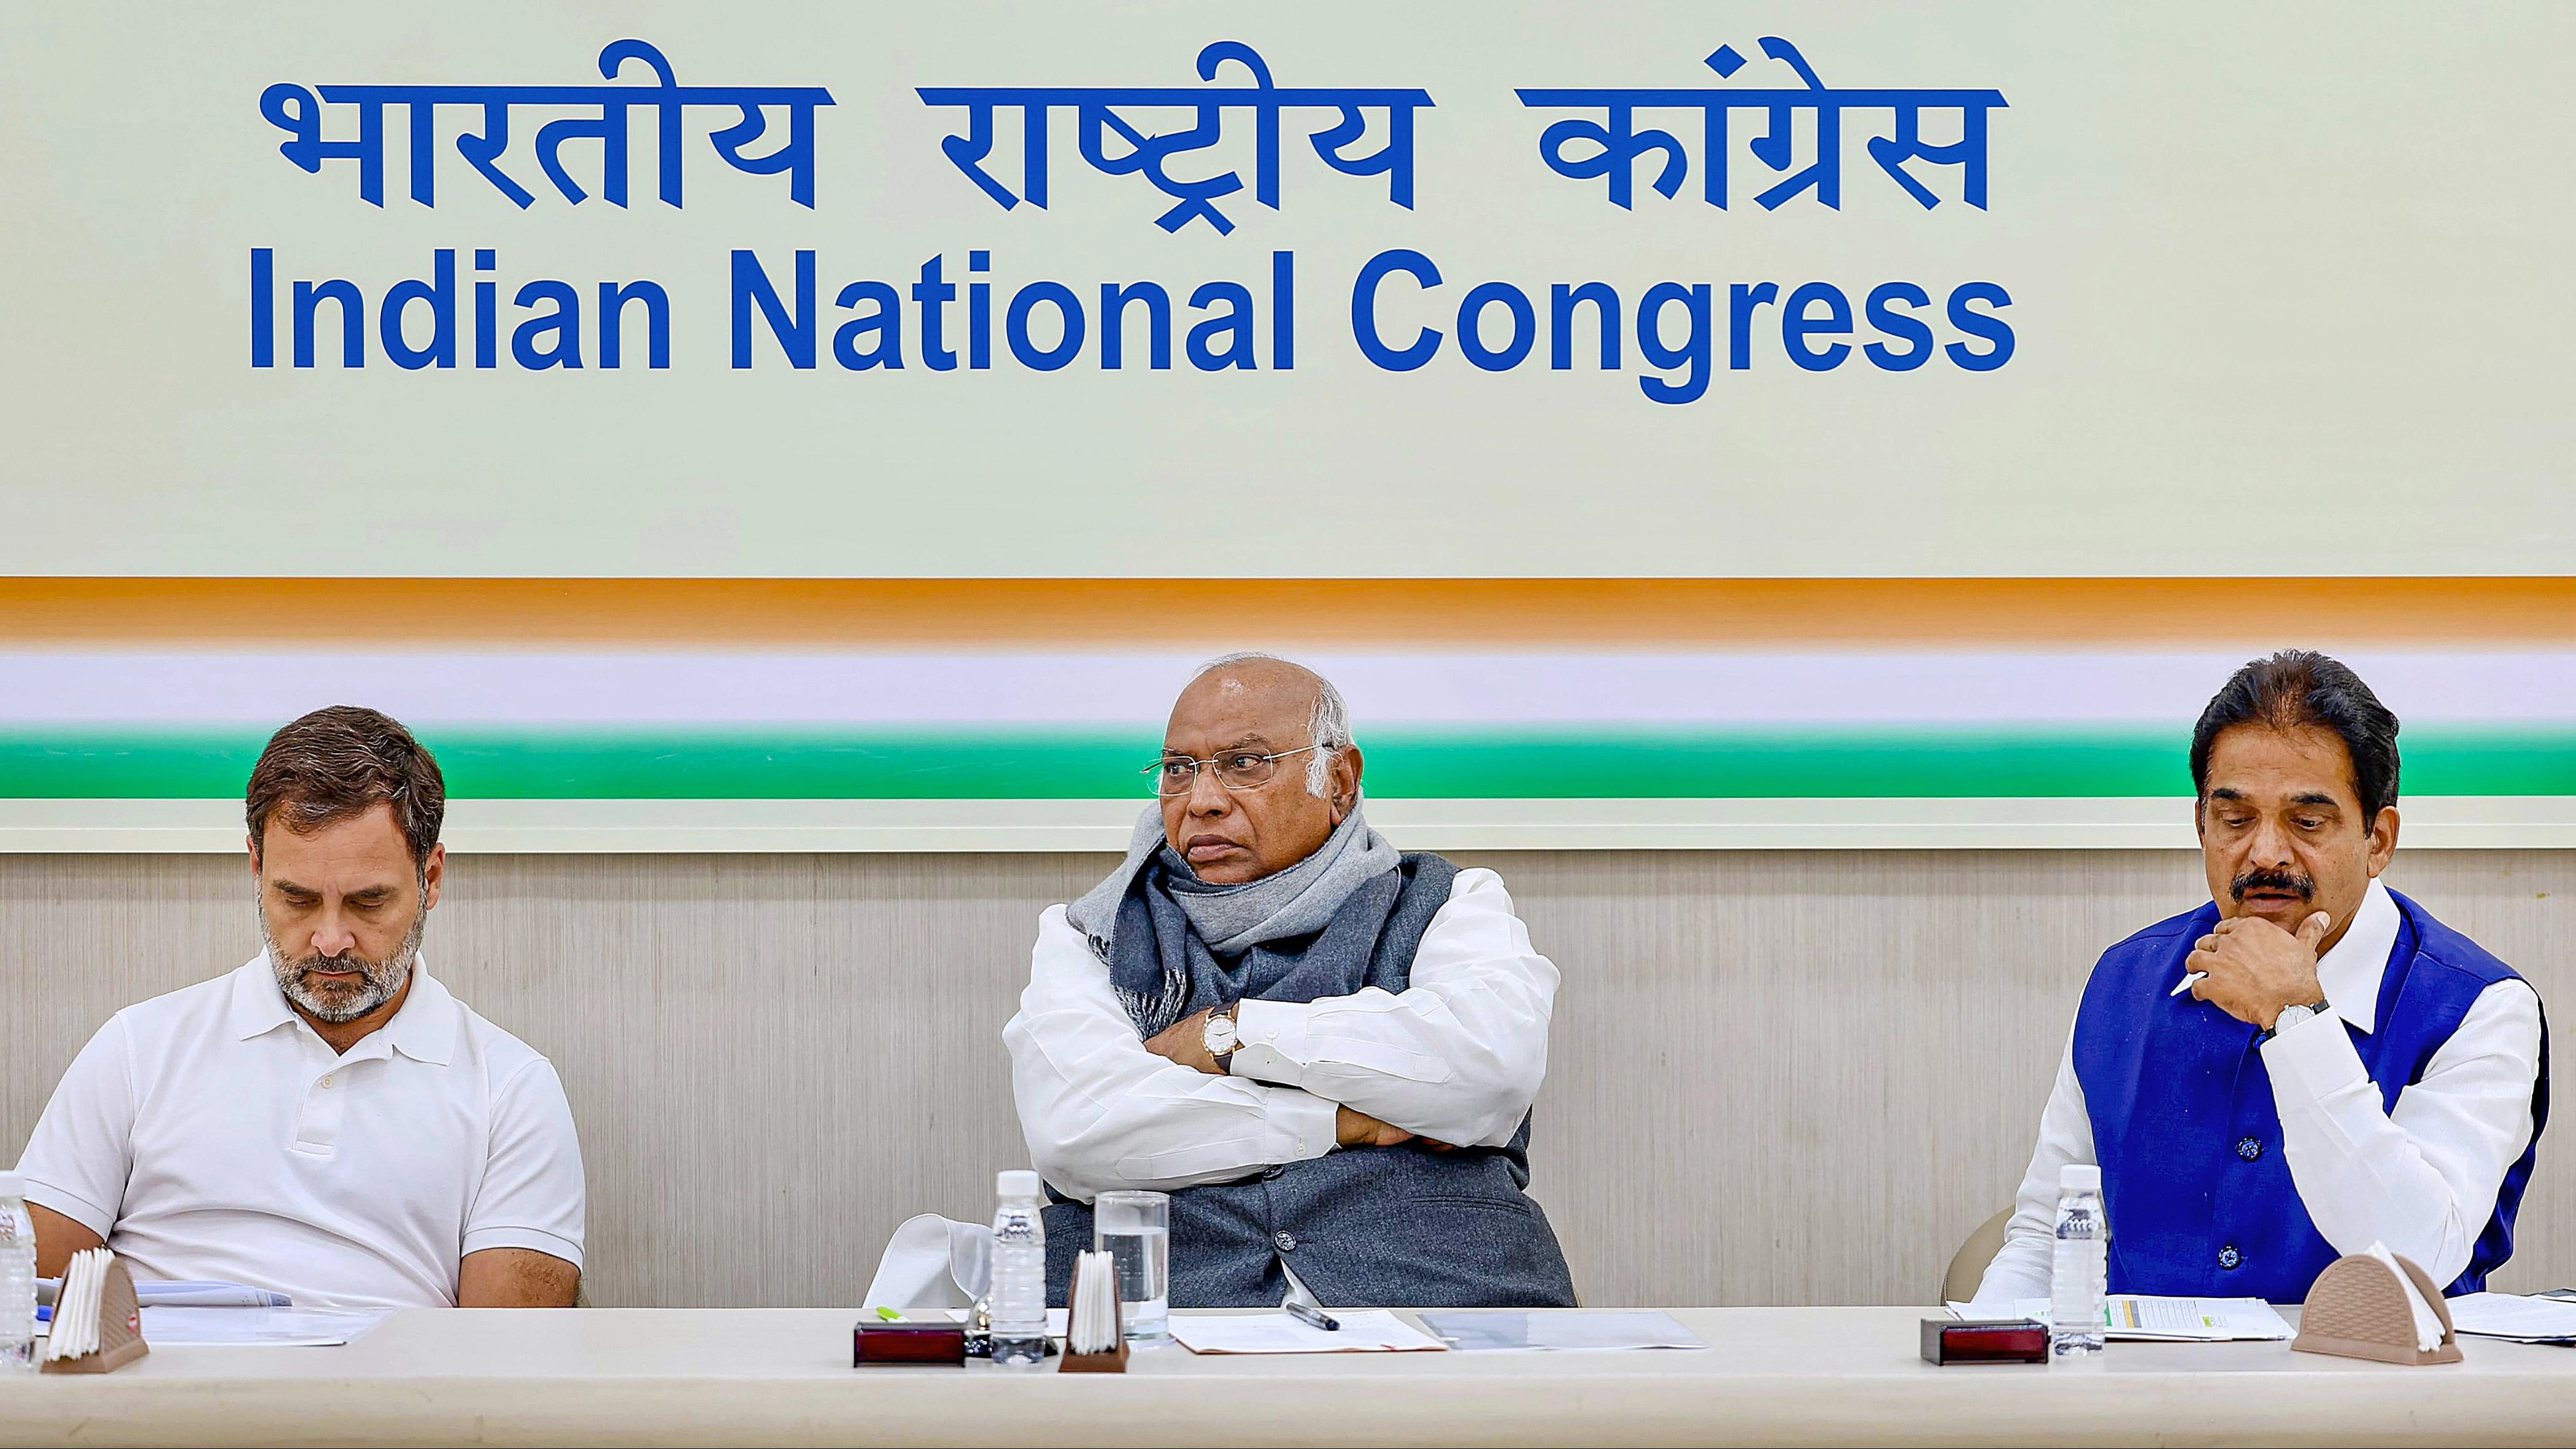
[989,1170,1049,1368]
[0,1172,38,1375]
[2050,1162,2108,1366]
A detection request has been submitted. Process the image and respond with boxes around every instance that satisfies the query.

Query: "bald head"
[1178,654,1338,748]
[1157,654,1363,884]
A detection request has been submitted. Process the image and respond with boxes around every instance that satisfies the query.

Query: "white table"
[4,1306,2571,1447]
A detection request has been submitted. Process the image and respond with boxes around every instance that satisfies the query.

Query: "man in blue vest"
[1978,650,2547,1303]
[1005,652,1577,1308]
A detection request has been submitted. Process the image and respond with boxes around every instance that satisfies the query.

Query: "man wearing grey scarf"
[1005,654,1577,1310]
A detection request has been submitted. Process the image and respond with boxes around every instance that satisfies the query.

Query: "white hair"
[1190,651,1351,795]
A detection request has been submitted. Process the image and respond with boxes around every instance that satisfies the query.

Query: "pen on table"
[1285,1300,1340,1332]
[2170,971,2207,997]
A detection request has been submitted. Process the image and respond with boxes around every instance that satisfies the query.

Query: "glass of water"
[1092,1190,1170,1343]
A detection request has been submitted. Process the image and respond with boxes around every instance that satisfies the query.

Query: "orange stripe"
[0,578,2569,647]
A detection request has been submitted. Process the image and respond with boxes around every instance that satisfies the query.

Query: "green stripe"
[3,725,2574,799]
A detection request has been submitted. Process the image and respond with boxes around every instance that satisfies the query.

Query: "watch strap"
[2262,1000,2331,1042]
[1205,1000,1241,1071]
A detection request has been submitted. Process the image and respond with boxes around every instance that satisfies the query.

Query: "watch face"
[1205,1016,1239,1053]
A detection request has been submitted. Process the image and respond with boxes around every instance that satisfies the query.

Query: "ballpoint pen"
[1285,1300,1340,1332]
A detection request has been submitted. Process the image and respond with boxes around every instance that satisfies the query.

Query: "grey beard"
[261,908,423,1025]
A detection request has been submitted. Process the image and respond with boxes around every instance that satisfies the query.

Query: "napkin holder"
[1059,1265,1128,1374]
[41,1256,148,1375]
[2293,1251,2461,1365]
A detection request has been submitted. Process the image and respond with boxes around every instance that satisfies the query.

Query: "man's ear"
[2366,806,2399,877]
[420,843,446,911]
[1330,745,1365,819]
[246,833,262,881]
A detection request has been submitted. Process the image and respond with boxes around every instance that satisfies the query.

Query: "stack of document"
[1416,1312,1707,1351]
[34,1275,383,1348]
[1948,1296,2293,1342]
[38,1278,290,1309]
[1169,1311,1444,1354]
[2443,1293,2576,1343]
[137,1307,390,1348]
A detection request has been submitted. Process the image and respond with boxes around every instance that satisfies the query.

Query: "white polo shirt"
[14,957,585,1309]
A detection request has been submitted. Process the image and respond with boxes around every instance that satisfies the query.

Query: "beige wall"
[1,849,2565,1307]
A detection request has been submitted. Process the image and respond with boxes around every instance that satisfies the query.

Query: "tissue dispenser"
[2293,1251,2462,1366]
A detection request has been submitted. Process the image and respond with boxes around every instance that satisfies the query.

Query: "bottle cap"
[997,1169,1041,1198]
[2058,1164,2102,1192]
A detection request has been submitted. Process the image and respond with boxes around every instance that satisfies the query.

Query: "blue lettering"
[1351,248,1442,371]
[1549,282,1621,371]
[380,249,456,370]
[1457,281,1536,371]
[1637,282,1712,404]
[1781,281,1852,372]
[1945,282,2015,370]
[1006,280,1086,371]
[1101,282,1172,371]
[1862,282,1934,371]
[511,279,582,369]
[1186,281,1257,370]
[731,249,815,369]
[1727,282,1778,371]
[833,280,904,370]
[598,280,670,370]
[293,277,364,369]
[249,249,274,368]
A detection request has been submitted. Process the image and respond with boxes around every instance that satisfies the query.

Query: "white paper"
[1950,1296,2292,1342]
[1416,1311,1706,1351]
[2362,1241,2445,1351]
[139,1307,389,1347]
[1170,1310,1446,1354]
[142,1281,293,1308]
[2445,1293,2576,1342]
[39,1277,290,1308]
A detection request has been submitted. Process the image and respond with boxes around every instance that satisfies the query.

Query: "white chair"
[1941,1208,2013,1304]
[863,1213,993,1311]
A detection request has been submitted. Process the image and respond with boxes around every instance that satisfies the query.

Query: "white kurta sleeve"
[1005,905,1338,1202]
[2261,978,2543,1285]
[1975,1028,2097,1305]
[1224,868,1559,1150]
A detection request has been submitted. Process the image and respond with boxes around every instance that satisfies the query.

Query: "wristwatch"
[1202,1002,1242,1073]
[2267,1000,2330,1038]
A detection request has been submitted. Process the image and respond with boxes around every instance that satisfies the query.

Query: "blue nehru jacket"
[2072,888,2548,1300]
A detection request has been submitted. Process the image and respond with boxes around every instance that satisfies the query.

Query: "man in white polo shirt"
[13,705,585,1308]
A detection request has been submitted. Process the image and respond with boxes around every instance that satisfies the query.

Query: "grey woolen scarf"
[1066,799,1400,1030]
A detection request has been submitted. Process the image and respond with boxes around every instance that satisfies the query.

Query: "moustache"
[291,951,388,980]
[2231,867,2316,903]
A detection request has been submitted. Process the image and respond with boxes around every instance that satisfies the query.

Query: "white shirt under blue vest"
[1980,878,2544,1301]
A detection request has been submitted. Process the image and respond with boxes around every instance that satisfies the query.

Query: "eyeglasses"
[1146,746,1320,797]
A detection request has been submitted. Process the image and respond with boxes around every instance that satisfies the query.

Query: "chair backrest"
[1940,1208,2014,1304]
